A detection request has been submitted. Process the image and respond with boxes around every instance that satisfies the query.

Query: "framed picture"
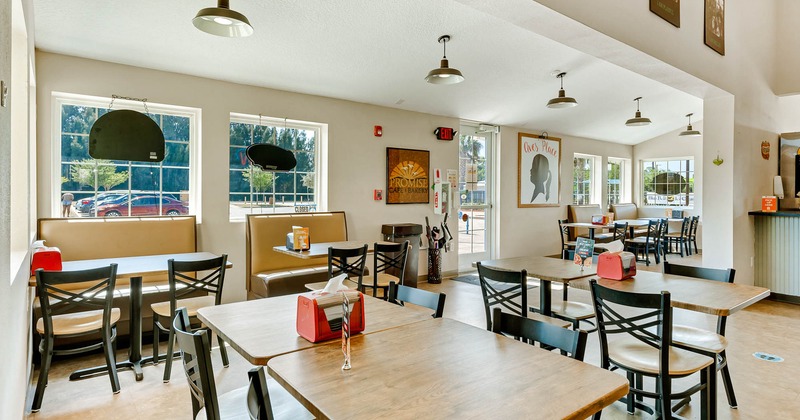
[650,0,680,28]
[518,133,561,208]
[386,147,430,204]
[704,0,725,55]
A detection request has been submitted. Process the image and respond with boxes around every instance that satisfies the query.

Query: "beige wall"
[1,0,37,417]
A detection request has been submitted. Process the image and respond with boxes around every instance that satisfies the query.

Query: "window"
[641,158,694,207]
[55,94,198,218]
[607,158,624,207]
[229,114,321,220]
[573,154,595,205]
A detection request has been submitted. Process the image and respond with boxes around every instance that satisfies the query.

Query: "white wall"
[0,0,37,417]
[36,52,462,302]
[496,128,632,259]
[528,0,783,282]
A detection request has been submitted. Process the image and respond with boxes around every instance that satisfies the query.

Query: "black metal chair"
[625,219,660,266]
[151,255,229,383]
[361,241,409,299]
[612,221,629,245]
[665,217,692,257]
[590,279,715,419]
[328,245,368,290]
[476,262,529,331]
[657,217,670,262]
[388,281,446,318]
[688,215,700,254]
[172,308,312,420]
[664,262,738,409]
[32,264,120,412]
[492,308,587,360]
[558,219,576,259]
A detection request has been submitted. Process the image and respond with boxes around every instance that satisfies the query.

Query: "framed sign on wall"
[518,133,561,208]
[650,0,680,28]
[386,147,430,204]
[704,0,725,55]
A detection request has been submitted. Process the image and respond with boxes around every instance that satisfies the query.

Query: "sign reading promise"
[386,147,430,204]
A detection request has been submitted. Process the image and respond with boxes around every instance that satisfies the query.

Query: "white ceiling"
[32,0,703,145]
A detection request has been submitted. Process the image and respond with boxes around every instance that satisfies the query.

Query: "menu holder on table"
[574,237,595,270]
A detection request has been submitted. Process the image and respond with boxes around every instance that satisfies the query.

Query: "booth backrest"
[246,211,348,279]
[610,203,638,221]
[567,204,603,240]
[37,216,197,288]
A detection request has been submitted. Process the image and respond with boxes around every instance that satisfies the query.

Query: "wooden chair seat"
[36,308,121,336]
[608,336,714,376]
[373,272,400,287]
[151,295,215,318]
[528,312,572,328]
[196,378,314,420]
[672,324,728,354]
[552,301,595,320]
[626,236,656,244]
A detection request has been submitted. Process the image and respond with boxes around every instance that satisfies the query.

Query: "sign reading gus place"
[386,147,430,204]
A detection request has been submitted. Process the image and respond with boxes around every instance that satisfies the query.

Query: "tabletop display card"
[574,237,595,267]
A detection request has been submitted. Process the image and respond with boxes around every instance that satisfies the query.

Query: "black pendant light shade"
[425,35,465,85]
[546,72,578,108]
[625,97,652,126]
[679,113,701,137]
[193,0,253,38]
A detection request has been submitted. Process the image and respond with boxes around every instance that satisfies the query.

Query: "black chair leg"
[626,372,635,414]
[162,324,175,383]
[103,330,121,394]
[658,374,672,420]
[32,337,54,412]
[217,335,229,368]
[719,351,738,408]
[152,316,161,365]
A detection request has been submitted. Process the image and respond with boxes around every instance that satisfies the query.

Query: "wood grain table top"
[579,270,771,316]
[272,241,377,259]
[28,251,227,286]
[197,293,432,365]
[476,255,597,283]
[267,318,629,420]
[560,222,610,229]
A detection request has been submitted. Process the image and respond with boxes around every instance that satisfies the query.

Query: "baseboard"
[419,269,459,283]
[766,292,800,305]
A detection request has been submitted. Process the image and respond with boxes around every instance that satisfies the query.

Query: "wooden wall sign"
[650,0,680,28]
[704,0,725,55]
[386,147,430,204]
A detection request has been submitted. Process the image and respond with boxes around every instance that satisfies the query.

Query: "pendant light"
[625,97,652,126]
[193,0,254,38]
[679,113,701,137]
[425,35,465,85]
[546,72,578,108]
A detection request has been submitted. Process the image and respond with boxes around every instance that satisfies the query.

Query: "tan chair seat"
[528,312,571,329]
[197,378,314,420]
[151,295,215,318]
[608,336,714,376]
[672,324,728,353]
[627,237,656,244]
[369,272,400,288]
[664,232,684,238]
[552,301,595,320]
[37,308,121,335]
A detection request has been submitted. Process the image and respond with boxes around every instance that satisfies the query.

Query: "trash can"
[381,223,423,288]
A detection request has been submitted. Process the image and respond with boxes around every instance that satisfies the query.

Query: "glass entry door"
[458,124,494,271]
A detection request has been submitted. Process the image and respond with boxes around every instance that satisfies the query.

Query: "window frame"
[52,92,201,219]
[228,113,324,221]
[607,157,626,208]
[640,157,695,208]
[573,153,600,205]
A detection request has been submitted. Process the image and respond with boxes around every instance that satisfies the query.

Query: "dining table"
[267,317,629,420]
[196,292,433,365]
[29,251,230,381]
[272,241,386,259]
[476,256,596,317]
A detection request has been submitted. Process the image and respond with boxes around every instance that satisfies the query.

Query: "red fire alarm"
[434,127,457,141]
[374,126,383,137]
[374,189,383,201]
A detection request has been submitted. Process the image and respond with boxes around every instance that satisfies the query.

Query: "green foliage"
[243,167,274,192]
[301,173,315,190]
[69,159,129,191]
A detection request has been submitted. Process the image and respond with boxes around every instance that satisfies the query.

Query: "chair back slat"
[166,255,228,321]
[558,219,570,257]
[663,262,735,284]
[612,222,629,244]
[36,265,118,336]
[328,245,368,286]
[388,281,446,318]
[173,307,220,420]
[246,367,274,420]
[590,279,672,373]
[476,262,528,331]
[491,307,588,361]
[373,241,409,284]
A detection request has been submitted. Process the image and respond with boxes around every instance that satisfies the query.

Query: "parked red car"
[96,195,189,217]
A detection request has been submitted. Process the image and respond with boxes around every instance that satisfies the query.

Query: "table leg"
[69,276,149,382]
[539,279,552,317]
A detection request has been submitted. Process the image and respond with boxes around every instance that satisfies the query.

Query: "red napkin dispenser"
[296,290,365,343]
[597,251,636,280]
[30,246,62,275]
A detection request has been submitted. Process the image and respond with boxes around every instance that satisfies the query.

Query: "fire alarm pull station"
[374,126,383,137]
[374,189,383,201]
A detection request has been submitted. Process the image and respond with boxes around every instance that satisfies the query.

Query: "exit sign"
[434,127,456,141]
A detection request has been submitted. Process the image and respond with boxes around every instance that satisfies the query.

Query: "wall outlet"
[750,256,754,267]
[1,80,7,107]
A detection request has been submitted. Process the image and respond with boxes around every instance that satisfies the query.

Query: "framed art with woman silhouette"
[518,132,561,208]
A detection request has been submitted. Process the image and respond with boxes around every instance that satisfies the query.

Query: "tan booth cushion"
[610,203,638,221]
[566,204,603,241]
[246,212,348,299]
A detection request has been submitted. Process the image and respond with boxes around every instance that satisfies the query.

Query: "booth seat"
[246,212,348,299]
[34,216,198,337]
[566,204,615,242]
[610,203,648,236]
